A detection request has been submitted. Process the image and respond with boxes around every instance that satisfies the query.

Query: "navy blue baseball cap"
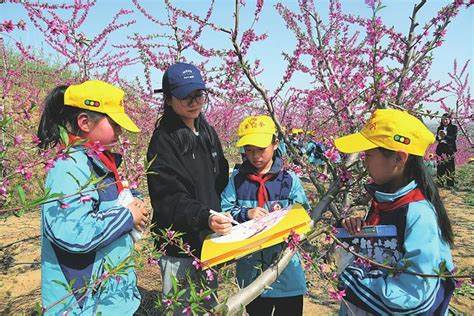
[153,62,206,99]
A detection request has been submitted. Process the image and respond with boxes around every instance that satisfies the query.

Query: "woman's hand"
[209,213,233,235]
[341,216,366,235]
[127,198,149,231]
[247,207,268,220]
[438,130,446,139]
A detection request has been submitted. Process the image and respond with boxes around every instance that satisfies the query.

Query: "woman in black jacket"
[435,113,458,187]
[147,63,230,311]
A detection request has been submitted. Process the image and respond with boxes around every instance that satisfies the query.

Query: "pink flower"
[192,259,202,270]
[13,135,23,146]
[317,172,329,182]
[365,0,376,9]
[324,234,332,242]
[0,186,7,196]
[59,201,70,209]
[100,271,109,281]
[285,231,301,251]
[338,169,352,183]
[16,20,26,30]
[324,148,340,164]
[31,135,41,145]
[162,298,172,307]
[44,159,56,172]
[182,306,191,315]
[86,142,107,157]
[354,257,372,269]
[147,257,159,265]
[319,263,331,273]
[166,230,176,240]
[329,289,346,301]
[205,269,215,282]
[16,165,32,180]
[1,20,15,32]
[79,195,92,203]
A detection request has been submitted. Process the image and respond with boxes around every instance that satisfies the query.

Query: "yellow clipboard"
[200,204,311,269]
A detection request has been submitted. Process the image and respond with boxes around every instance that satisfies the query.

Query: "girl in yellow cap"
[334,109,455,315]
[37,80,148,315]
[221,115,310,316]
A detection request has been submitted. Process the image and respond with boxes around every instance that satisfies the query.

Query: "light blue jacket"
[221,157,310,298]
[339,181,455,315]
[41,147,140,315]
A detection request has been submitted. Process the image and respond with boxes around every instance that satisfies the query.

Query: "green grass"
[455,163,474,206]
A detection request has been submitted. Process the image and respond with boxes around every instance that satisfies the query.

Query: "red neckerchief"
[366,188,425,226]
[68,134,124,193]
[246,173,275,208]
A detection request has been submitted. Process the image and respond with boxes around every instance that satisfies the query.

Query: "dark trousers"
[437,153,455,187]
[246,295,303,316]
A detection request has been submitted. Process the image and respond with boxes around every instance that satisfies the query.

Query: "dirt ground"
[0,189,472,315]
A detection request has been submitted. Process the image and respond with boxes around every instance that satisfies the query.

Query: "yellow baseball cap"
[236,115,277,148]
[64,80,140,132]
[334,109,434,156]
[291,128,304,135]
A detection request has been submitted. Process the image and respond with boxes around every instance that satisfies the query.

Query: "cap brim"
[334,132,378,153]
[236,133,273,148]
[172,82,207,99]
[108,112,140,133]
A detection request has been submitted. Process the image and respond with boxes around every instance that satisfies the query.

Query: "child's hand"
[341,216,366,235]
[248,207,268,220]
[127,198,149,231]
[209,213,233,235]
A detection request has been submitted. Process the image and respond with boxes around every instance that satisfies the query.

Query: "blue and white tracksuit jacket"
[339,181,455,316]
[221,157,310,298]
[41,147,140,315]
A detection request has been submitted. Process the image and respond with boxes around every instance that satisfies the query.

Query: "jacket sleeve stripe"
[340,271,390,315]
[341,268,440,314]
[43,207,133,253]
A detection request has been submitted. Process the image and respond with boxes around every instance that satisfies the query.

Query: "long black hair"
[379,148,454,246]
[37,85,104,149]
[156,94,217,156]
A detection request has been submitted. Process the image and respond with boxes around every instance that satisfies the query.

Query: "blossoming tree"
[0,0,472,314]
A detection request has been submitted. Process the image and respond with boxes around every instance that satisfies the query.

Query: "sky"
[1,0,473,116]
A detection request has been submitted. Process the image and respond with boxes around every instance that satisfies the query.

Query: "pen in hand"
[209,209,240,226]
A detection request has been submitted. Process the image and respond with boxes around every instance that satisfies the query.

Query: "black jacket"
[436,123,457,155]
[147,118,229,257]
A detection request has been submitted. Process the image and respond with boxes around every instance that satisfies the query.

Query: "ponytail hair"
[379,148,454,246]
[37,85,104,149]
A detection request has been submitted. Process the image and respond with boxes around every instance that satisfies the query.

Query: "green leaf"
[66,172,81,188]
[51,279,70,291]
[0,116,13,129]
[16,185,26,205]
[34,302,43,315]
[176,289,187,298]
[68,278,76,289]
[171,275,178,293]
[58,125,69,146]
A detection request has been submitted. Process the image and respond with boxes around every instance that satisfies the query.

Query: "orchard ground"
[0,164,473,315]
